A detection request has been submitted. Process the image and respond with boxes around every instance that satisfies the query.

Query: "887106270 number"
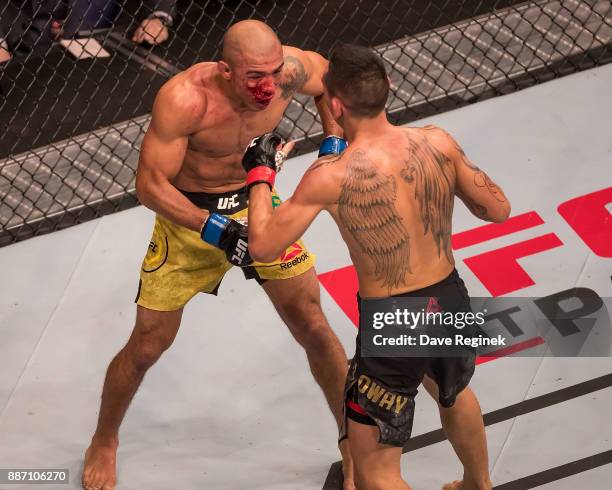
[1,469,69,484]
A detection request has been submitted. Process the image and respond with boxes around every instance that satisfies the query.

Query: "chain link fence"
[1,0,611,246]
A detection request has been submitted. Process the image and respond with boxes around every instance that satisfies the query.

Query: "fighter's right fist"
[242,132,284,190]
[201,213,252,267]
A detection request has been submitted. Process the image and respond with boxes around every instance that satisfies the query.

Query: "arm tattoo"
[280,56,309,99]
[339,150,411,290]
[474,172,508,202]
[451,134,508,202]
[402,132,454,263]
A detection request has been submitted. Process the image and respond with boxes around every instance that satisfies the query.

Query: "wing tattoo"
[338,150,411,290]
[401,132,454,262]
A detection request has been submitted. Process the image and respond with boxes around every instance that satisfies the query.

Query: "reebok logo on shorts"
[279,242,309,270]
[357,375,409,415]
[281,242,304,261]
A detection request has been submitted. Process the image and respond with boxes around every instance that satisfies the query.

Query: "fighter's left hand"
[243,133,295,190]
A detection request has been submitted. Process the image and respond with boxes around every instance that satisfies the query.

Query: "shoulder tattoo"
[280,56,309,99]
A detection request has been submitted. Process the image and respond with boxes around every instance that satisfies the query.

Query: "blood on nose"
[260,79,275,94]
[248,78,275,99]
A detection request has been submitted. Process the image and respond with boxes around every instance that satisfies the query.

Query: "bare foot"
[442,481,463,490]
[82,440,118,490]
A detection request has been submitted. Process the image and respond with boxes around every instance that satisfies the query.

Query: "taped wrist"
[318,136,347,157]
[246,166,276,190]
[201,213,229,247]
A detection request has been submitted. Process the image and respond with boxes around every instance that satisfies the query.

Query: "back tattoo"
[401,129,455,263]
[338,149,411,289]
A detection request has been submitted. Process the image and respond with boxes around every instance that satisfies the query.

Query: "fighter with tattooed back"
[82,20,356,490]
[245,44,510,490]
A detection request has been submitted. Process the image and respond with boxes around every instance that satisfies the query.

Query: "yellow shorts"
[136,187,315,311]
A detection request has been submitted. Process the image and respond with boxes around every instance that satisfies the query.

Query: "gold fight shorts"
[135,187,315,311]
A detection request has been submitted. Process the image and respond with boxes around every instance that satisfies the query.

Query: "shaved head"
[218,20,284,111]
[222,20,282,66]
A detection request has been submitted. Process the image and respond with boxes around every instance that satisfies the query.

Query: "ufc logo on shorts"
[218,194,239,210]
[231,239,248,264]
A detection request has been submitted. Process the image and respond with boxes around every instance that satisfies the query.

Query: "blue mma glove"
[201,213,252,266]
[318,136,347,157]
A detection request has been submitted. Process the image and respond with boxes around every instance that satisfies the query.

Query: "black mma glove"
[242,132,285,190]
[201,213,252,266]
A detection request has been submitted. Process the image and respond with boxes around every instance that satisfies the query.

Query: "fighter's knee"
[282,299,331,347]
[299,324,332,352]
[129,339,167,371]
[128,321,175,371]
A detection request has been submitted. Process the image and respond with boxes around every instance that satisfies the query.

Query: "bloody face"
[235,53,284,110]
[246,77,276,108]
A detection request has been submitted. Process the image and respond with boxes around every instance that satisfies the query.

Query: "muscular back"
[318,125,509,297]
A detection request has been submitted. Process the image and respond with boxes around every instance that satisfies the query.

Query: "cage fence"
[0,0,610,246]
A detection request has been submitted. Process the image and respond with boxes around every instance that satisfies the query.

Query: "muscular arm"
[435,128,511,223]
[248,159,336,262]
[135,83,208,231]
[281,46,343,137]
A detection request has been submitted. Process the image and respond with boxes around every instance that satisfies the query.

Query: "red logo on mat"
[281,242,303,261]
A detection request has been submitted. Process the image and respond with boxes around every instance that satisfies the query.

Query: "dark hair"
[324,43,389,118]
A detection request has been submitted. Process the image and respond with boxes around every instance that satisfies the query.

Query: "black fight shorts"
[341,269,476,447]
